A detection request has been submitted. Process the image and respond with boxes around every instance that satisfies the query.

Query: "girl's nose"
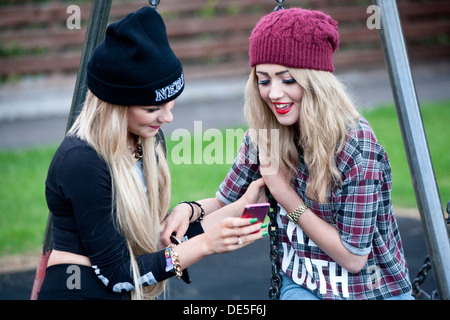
[268,82,284,101]
[158,101,174,123]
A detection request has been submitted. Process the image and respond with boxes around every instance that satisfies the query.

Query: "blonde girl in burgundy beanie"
[235,7,413,300]
[160,7,413,300]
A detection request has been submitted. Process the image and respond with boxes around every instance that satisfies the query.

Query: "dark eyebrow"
[275,70,289,76]
[255,70,289,76]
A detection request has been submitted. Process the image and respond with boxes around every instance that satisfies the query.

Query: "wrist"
[189,201,205,222]
[234,197,248,217]
[178,201,204,223]
[178,201,194,221]
[269,190,294,210]
[196,232,214,256]
[286,202,308,224]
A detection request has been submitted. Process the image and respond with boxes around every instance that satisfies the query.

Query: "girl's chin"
[136,130,159,139]
[146,131,159,138]
[274,115,297,127]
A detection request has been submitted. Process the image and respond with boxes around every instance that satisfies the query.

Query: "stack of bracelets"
[165,244,182,279]
[178,200,205,223]
[165,201,205,281]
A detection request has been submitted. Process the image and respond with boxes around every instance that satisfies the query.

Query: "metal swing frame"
[373,0,450,300]
[30,0,450,300]
[30,0,113,300]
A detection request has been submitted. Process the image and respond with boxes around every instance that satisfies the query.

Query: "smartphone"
[241,203,270,223]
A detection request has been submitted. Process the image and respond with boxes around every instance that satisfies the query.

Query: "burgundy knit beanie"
[249,8,339,72]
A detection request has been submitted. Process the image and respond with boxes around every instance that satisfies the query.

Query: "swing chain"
[447,200,450,225]
[412,256,440,300]
[267,189,282,299]
[253,0,285,300]
[274,0,285,11]
[411,200,450,300]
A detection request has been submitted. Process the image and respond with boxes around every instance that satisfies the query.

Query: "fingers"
[224,216,259,228]
[160,225,175,247]
[160,202,194,246]
[221,217,268,245]
[204,216,268,255]
[160,217,189,247]
[252,177,265,187]
[243,178,269,204]
[235,229,265,246]
[247,178,266,193]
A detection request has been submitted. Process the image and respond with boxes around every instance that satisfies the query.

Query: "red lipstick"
[273,102,293,115]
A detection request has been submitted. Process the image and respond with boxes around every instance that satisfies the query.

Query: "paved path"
[0,214,441,300]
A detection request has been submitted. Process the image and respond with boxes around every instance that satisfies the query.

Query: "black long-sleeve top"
[45,134,203,293]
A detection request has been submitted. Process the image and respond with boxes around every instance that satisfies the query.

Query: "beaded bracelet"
[178,201,205,223]
[189,201,205,222]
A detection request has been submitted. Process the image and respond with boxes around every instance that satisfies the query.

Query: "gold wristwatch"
[287,203,308,223]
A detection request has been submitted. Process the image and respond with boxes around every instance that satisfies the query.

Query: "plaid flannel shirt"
[216,117,412,300]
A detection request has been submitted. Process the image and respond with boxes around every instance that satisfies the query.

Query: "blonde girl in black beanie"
[39,7,267,300]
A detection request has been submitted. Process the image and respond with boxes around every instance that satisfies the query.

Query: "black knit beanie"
[87,6,184,106]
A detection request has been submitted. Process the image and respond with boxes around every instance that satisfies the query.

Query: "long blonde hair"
[68,90,171,299]
[244,67,360,203]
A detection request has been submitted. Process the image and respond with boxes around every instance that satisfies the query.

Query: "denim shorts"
[279,271,320,300]
[279,271,414,300]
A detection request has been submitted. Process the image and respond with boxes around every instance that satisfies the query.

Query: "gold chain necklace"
[132,144,143,161]
[127,143,143,161]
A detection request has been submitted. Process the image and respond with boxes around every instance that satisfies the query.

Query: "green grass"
[168,125,246,206]
[0,146,55,255]
[1,100,449,256]
[360,101,450,209]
